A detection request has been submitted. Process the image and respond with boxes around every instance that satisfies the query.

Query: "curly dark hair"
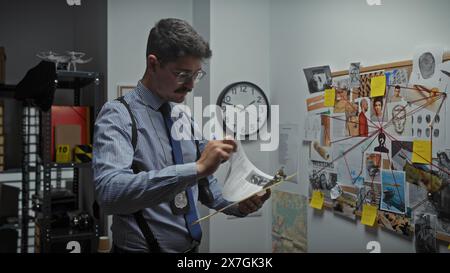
[146,18,212,65]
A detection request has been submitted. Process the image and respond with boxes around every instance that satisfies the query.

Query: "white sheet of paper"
[304,114,321,141]
[409,47,444,88]
[386,101,412,138]
[410,107,446,156]
[278,124,299,183]
[334,142,365,186]
[222,141,273,202]
[331,113,347,140]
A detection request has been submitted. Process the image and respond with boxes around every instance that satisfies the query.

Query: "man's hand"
[196,138,237,178]
[238,189,271,215]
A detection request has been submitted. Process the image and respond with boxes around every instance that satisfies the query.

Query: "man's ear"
[147,54,158,72]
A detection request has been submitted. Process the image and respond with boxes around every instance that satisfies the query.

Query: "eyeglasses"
[170,69,206,85]
[155,56,206,85]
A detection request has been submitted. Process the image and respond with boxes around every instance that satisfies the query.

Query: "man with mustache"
[93,18,270,253]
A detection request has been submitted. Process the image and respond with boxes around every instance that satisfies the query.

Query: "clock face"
[217,82,269,137]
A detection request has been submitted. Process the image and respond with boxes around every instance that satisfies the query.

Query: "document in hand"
[222,140,274,202]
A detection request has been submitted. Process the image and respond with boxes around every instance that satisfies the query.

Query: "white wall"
[208,0,272,253]
[269,0,450,252]
[107,0,193,101]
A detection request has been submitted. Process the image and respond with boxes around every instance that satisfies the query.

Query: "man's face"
[394,88,400,97]
[361,99,368,112]
[151,55,202,103]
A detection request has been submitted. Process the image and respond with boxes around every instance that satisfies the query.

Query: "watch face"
[217,82,269,137]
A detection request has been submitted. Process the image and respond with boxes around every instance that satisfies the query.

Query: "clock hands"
[223,101,246,111]
[239,100,256,112]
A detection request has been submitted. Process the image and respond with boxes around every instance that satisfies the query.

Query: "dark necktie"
[159,102,202,242]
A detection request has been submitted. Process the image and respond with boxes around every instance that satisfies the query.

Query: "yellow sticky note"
[448,244,450,250]
[310,191,324,210]
[412,140,432,164]
[324,88,336,107]
[361,204,378,227]
[370,75,386,97]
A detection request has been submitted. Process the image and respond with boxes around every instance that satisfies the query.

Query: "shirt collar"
[136,80,165,111]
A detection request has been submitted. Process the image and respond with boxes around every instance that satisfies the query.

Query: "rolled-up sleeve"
[93,102,197,215]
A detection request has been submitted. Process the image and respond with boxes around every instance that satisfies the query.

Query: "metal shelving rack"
[21,104,39,253]
[21,71,102,253]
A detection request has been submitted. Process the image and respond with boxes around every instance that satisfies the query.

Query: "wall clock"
[216,81,269,137]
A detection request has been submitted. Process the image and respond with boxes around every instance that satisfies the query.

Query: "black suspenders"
[116,97,161,253]
[116,97,214,253]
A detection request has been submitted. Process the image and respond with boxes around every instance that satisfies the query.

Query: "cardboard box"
[51,106,90,161]
[0,47,5,84]
[55,124,81,161]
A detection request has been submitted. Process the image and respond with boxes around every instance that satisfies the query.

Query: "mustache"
[175,87,192,93]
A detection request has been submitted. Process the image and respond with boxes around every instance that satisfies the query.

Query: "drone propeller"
[71,57,93,64]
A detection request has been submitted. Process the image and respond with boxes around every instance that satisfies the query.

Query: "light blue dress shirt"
[93,81,243,252]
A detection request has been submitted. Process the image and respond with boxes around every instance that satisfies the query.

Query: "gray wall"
[0,0,75,84]
[0,0,107,85]
[269,0,450,253]
[208,0,272,253]
[73,0,108,105]
[107,0,193,101]
[192,0,211,253]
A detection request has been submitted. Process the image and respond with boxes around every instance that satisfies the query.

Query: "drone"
[37,50,92,71]
[66,51,93,71]
[36,51,70,69]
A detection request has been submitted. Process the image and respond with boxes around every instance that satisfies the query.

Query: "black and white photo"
[303,65,332,93]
